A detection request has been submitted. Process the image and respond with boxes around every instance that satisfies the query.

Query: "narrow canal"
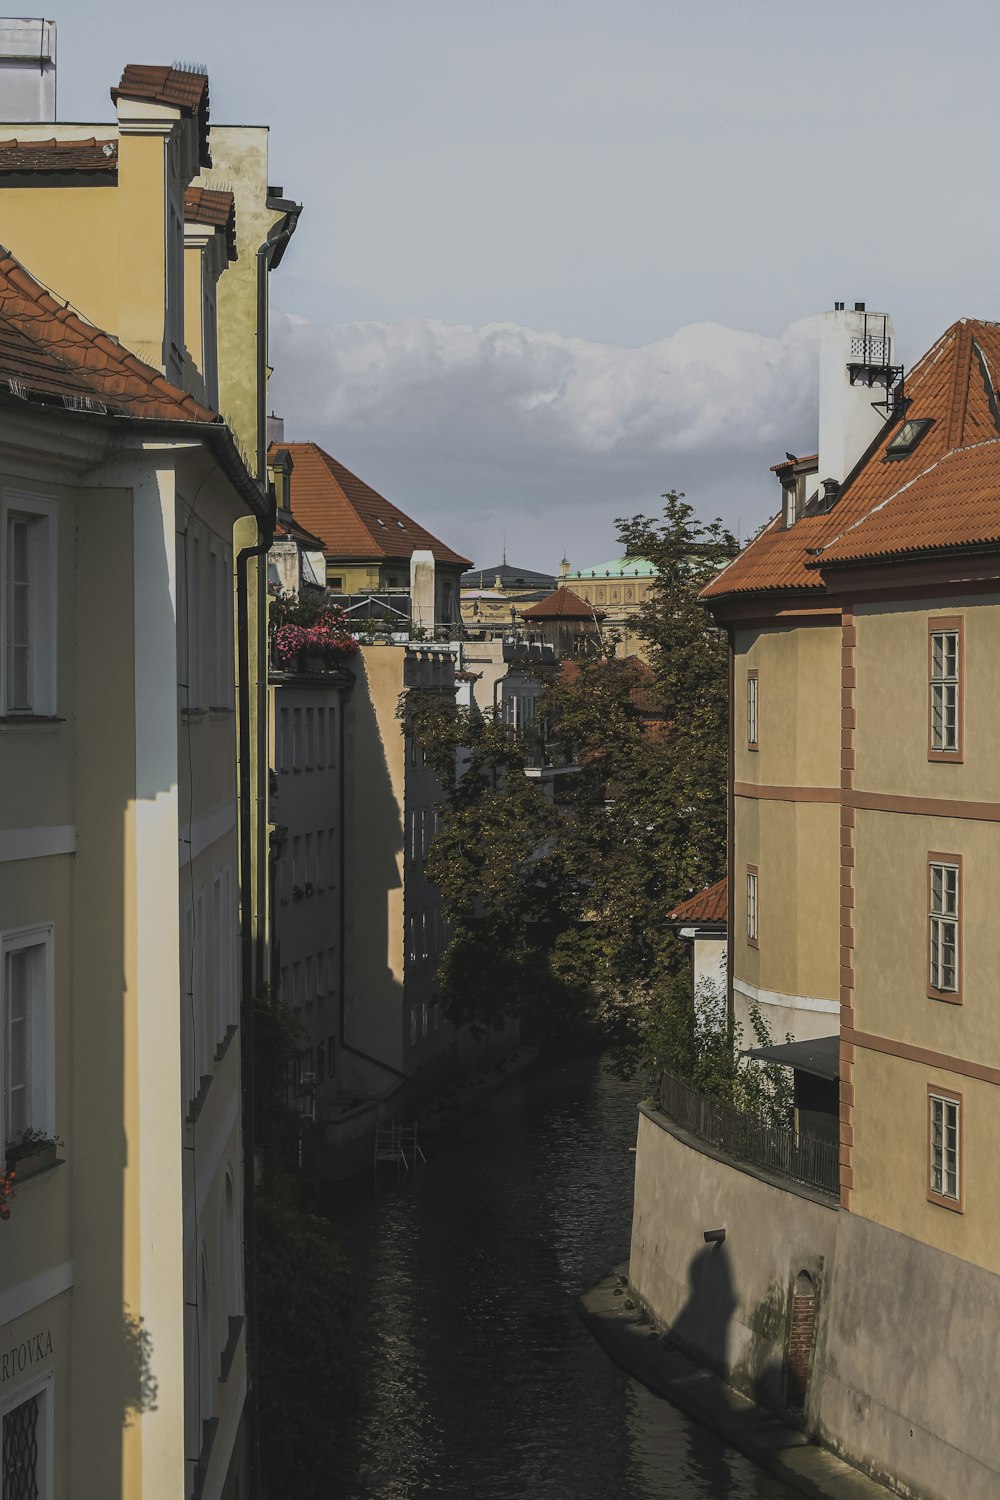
[334,1055,794,1499]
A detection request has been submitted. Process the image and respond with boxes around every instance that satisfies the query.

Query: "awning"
[743,1035,840,1081]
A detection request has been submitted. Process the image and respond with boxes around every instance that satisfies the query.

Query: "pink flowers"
[271,605,358,668]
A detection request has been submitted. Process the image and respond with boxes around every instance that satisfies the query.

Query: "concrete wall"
[631,1105,1000,1499]
[630,1106,837,1412]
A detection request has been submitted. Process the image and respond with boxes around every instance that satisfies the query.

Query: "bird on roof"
[785,452,797,462]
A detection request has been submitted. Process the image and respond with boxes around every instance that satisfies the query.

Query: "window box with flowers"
[269,591,359,675]
[2,1129,63,1215]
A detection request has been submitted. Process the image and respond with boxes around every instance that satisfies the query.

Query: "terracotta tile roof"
[0,137,118,175]
[702,319,1000,601]
[111,64,210,166]
[667,876,727,926]
[184,186,237,261]
[522,586,607,620]
[0,244,218,423]
[269,441,472,569]
[769,452,817,473]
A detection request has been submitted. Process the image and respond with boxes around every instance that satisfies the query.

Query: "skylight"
[375,517,386,527]
[885,418,933,460]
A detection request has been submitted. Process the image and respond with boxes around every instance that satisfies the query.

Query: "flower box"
[6,1140,57,1181]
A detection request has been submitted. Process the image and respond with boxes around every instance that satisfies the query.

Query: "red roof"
[0,137,118,175]
[522,586,606,620]
[184,187,237,261]
[111,65,210,166]
[269,441,471,569]
[667,876,727,926]
[769,452,817,473]
[0,244,217,423]
[703,319,1000,602]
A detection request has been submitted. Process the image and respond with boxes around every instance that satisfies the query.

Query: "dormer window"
[886,418,933,460]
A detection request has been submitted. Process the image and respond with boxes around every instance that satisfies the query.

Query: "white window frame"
[746,868,759,946]
[1,924,55,1158]
[2,1371,54,1500]
[928,1089,961,1206]
[2,491,58,718]
[929,860,960,995]
[747,671,759,749]
[929,628,960,755]
[184,519,204,711]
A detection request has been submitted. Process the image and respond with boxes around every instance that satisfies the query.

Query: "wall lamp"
[703,1227,726,1245]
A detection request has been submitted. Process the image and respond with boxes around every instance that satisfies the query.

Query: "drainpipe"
[238,201,300,1500]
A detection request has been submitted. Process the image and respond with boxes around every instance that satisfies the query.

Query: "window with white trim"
[746,868,759,946]
[930,628,960,755]
[929,861,959,994]
[1,926,54,1155]
[2,1376,52,1500]
[747,671,758,749]
[929,1090,961,1205]
[208,542,233,709]
[3,493,57,717]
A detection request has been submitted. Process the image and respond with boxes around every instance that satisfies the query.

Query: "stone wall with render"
[631,1103,1000,1499]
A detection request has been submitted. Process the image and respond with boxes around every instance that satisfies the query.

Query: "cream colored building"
[0,55,297,1500]
[562,556,656,658]
[635,302,1000,1497]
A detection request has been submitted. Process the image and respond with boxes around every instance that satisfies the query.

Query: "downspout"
[726,634,735,1049]
[238,205,299,1500]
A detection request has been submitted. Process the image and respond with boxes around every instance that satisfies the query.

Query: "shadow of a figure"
[667,1240,738,1377]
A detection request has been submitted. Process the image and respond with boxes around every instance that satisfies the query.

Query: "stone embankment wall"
[630,1104,1000,1500]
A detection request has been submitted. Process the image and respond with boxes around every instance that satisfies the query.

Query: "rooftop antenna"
[502,531,507,567]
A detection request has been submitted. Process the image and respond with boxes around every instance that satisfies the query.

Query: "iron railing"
[655,1069,839,1198]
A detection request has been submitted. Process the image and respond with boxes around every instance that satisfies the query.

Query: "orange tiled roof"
[522,586,606,620]
[769,452,817,473]
[0,244,217,423]
[269,441,472,569]
[184,186,237,261]
[703,320,1000,601]
[0,137,118,174]
[111,65,210,166]
[667,876,727,926]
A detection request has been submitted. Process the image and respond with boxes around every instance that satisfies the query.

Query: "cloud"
[269,310,821,565]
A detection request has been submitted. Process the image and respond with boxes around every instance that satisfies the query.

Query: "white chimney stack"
[0,18,56,122]
[409,550,436,632]
[818,301,896,490]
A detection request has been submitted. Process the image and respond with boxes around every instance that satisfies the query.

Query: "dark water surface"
[334,1056,793,1499]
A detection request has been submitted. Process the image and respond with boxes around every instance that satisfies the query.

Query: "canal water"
[333,1055,794,1499]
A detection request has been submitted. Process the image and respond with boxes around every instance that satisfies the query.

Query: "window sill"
[181,708,208,722]
[5,1155,64,1187]
[927,1189,964,1213]
[0,715,64,732]
[927,988,963,1006]
[209,705,235,717]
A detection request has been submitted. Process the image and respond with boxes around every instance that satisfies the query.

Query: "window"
[316,831,326,891]
[747,670,759,750]
[305,708,315,769]
[928,856,961,1000]
[278,707,290,773]
[185,523,204,710]
[2,1378,52,1500]
[885,417,933,460]
[3,493,57,717]
[208,543,233,708]
[327,707,338,768]
[409,1006,417,1046]
[407,916,417,964]
[421,1001,429,1038]
[305,955,314,1005]
[746,867,759,947]
[420,911,429,960]
[292,708,302,770]
[329,576,344,595]
[2,927,53,1154]
[928,620,962,761]
[928,1086,963,1211]
[316,709,326,769]
[327,828,336,888]
[305,832,314,891]
[409,810,418,865]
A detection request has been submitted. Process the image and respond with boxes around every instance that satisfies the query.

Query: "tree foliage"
[407,492,740,1078]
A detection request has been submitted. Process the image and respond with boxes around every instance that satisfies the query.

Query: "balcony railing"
[654,1069,839,1198]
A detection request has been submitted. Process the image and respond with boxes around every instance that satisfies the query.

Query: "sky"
[54,0,1000,570]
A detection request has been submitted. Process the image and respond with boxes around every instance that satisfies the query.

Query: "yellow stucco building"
[0,58,297,1499]
[689,305,1000,1497]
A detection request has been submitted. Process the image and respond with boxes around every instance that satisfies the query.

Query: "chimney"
[410,550,436,632]
[266,413,285,448]
[0,19,56,122]
[818,302,896,490]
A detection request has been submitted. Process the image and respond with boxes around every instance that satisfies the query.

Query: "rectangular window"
[410,1006,418,1046]
[292,708,302,770]
[278,707,290,773]
[420,910,429,960]
[292,836,301,893]
[3,493,57,717]
[928,1086,963,1211]
[407,915,417,964]
[316,708,326,770]
[421,1001,429,1038]
[187,525,203,711]
[305,955,314,1005]
[316,831,326,891]
[928,619,962,761]
[208,543,233,708]
[928,855,961,1000]
[747,670,759,750]
[327,828,336,888]
[409,810,418,865]
[2,1378,52,1500]
[2,926,54,1154]
[746,866,759,948]
[328,707,338,768]
[305,708,315,769]
[305,832,314,891]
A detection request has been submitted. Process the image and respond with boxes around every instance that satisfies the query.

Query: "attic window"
[374,517,386,527]
[396,520,406,530]
[885,418,933,460]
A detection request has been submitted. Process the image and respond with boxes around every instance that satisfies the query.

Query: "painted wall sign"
[0,1329,53,1383]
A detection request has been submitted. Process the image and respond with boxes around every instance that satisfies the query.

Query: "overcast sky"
[56,1,1000,569]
